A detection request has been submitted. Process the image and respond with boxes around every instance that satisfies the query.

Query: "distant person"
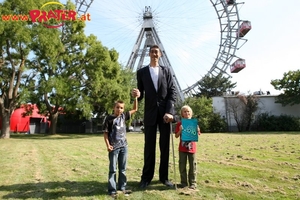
[131,44,177,189]
[175,105,201,189]
[103,97,138,198]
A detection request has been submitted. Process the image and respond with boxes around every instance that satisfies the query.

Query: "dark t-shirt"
[103,112,131,150]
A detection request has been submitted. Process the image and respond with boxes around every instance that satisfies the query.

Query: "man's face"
[149,47,161,62]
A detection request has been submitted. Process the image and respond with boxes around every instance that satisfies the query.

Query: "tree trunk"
[1,113,11,139]
[49,112,59,135]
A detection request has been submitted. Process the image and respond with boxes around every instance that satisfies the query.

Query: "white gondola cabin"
[230,58,246,73]
[237,21,251,37]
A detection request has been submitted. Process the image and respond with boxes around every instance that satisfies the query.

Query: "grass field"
[0,132,299,200]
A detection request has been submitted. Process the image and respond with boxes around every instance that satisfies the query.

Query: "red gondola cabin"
[226,0,235,5]
[230,58,246,73]
[237,21,251,37]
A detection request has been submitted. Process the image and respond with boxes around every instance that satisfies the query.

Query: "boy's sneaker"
[189,185,196,190]
[109,193,117,199]
[121,189,132,196]
[122,190,132,194]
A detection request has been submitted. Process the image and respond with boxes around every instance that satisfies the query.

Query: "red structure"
[237,21,251,37]
[0,104,48,133]
[230,58,246,73]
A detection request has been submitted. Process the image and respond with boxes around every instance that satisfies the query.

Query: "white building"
[212,94,300,131]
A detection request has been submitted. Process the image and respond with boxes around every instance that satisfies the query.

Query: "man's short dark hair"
[150,44,160,51]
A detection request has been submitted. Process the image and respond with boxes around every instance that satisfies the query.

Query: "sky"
[81,0,300,94]
[78,0,300,94]
[36,0,300,95]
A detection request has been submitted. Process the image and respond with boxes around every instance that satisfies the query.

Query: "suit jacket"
[137,65,177,126]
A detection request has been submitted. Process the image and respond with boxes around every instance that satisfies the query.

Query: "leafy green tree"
[0,0,42,138]
[196,73,236,98]
[184,96,212,131]
[28,1,131,134]
[119,68,144,129]
[271,70,300,106]
[208,113,227,133]
[180,96,226,132]
[0,0,133,135]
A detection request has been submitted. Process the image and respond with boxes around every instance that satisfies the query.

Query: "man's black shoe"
[161,180,174,187]
[177,184,187,188]
[139,180,149,189]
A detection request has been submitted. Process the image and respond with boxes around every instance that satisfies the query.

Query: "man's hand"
[131,88,140,98]
[163,113,173,123]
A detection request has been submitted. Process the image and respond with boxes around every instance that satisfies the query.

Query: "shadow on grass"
[0,180,106,199]
[133,180,177,192]
[0,180,175,199]
[10,134,102,140]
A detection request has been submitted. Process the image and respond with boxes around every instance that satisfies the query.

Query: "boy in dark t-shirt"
[103,98,138,198]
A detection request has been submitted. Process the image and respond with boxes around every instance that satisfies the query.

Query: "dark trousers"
[179,151,196,187]
[141,113,171,183]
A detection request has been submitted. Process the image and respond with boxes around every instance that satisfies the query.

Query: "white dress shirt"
[149,65,159,91]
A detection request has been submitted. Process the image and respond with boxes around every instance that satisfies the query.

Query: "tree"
[0,0,40,138]
[119,68,144,128]
[181,96,226,132]
[226,94,259,132]
[1,0,133,136]
[271,70,300,106]
[28,1,131,134]
[196,73,236,98]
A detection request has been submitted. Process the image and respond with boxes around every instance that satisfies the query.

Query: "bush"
[181,96,228,133]
[253,113,300,131]
[207,113,227,133]
[197,112,227,133]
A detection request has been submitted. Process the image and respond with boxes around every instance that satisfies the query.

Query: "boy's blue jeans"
[108,146,128,195]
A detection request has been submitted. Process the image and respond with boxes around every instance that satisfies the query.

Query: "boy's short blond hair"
[180,105,193,117]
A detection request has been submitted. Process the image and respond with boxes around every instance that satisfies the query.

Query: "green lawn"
[0,132,299,200]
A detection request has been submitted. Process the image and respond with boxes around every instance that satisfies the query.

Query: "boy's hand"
[175,125,182,138]
[197,125,201,135]
[107,145,113,152]
[131,88,140,98]
[179,125,183,133]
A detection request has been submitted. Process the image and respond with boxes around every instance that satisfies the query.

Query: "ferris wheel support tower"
[126,6,184,103]
[73,2,184,102]
[75,0,250,102]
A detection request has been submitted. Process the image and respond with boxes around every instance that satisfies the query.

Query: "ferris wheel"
[75,0,251,99]
[182,0,251,96]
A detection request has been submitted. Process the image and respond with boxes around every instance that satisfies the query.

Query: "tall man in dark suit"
[132,45,177,188]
